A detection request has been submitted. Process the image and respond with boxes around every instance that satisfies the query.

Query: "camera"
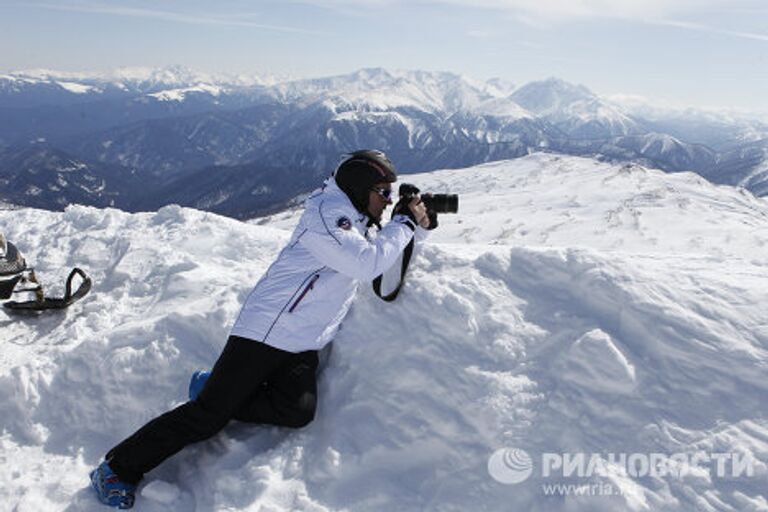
[398,183,459,214]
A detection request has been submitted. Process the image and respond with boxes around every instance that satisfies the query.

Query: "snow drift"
[1,153,767,511]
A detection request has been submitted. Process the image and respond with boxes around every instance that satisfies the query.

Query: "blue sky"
[2,0,767,112]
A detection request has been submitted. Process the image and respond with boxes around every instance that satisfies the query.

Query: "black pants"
[106,335,319,484]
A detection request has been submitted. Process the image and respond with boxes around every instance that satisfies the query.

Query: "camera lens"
[424,194,459,214]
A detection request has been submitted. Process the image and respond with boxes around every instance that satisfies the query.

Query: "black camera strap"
[372,239,414,302]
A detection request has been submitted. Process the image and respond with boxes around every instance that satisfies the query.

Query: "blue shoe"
[90,461,136,509]
[188,370,210,401]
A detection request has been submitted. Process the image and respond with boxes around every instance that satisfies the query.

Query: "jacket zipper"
[289,274,320,313]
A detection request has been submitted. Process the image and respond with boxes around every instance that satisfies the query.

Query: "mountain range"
[1,66,766,218]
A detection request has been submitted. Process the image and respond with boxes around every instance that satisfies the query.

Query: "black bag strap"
[372,239,415,302]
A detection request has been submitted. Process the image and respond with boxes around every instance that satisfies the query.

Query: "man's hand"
[392,196,420,224]
[408,197,431,229]
[393,194,437,229]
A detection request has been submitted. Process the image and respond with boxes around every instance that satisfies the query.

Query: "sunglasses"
[371,187,393,200]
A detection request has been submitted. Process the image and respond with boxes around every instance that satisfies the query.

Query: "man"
[90,149,435,509]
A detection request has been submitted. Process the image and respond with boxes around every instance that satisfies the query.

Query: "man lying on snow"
[90,149,438,509]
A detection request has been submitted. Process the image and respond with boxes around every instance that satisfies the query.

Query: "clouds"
[298,0,768,43]
[645,18,768,43]
[434,0,683,20]
[302,0,767,29]
[299,0,739,20]
[24,1,327,35]
[26,0,768,44]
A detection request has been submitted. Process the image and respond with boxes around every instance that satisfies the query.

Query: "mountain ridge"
[1,66,766,218]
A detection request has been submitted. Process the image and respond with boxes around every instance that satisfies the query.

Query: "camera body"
[398,183,459,214]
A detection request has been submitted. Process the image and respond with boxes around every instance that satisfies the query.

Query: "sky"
[1,0,767,112]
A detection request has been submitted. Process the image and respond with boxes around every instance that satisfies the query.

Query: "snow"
[608,93,768,125]
[9,69,101,82]
[473,97,533,119]
[141,480,180,504]
[1,154,768,511]
[276,68,506,115]
[2,66,264,99]
[330,110,428,149]
[56,82,97,95]
[148,84,223,102]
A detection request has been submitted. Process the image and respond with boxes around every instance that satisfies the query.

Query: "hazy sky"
[2,0,767,112]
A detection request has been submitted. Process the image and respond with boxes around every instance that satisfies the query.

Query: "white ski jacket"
[230,178,426,353]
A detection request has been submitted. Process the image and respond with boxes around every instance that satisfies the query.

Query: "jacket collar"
[322,177,371,225]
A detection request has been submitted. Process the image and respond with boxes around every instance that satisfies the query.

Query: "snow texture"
[1,153,768,511]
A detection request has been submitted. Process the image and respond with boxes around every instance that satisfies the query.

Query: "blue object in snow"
[188,370,210,401]
[90,460,136,509]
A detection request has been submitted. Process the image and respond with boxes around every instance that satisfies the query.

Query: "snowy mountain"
[66,102,296,183]
[0,65,267,107]
[609,96,768,150]
[268,68,507,114]
[1,153,767,511]
[135,159,317,219]
[511,78,644,138]
[713,139,768,196]
[1,66,767,217]
[0,144,136,209]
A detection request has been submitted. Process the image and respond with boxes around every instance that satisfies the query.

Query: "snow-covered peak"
[0,65,269,99]
[111,65,220,89]
[4,68,103,82]
[511,77,596,116]
[472,96,533,119]
[607,95,768,149]
[274,67,501,114]
[55,81,99,94]
[483,76,517,97]
[609,93,768,124]
[147,83,224,102]
[510,78,642,136]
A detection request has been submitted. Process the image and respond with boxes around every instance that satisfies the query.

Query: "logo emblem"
[337,216,352,230]
[488,448,534,484]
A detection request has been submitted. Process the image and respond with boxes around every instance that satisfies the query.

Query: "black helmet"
[334,149,397,213]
